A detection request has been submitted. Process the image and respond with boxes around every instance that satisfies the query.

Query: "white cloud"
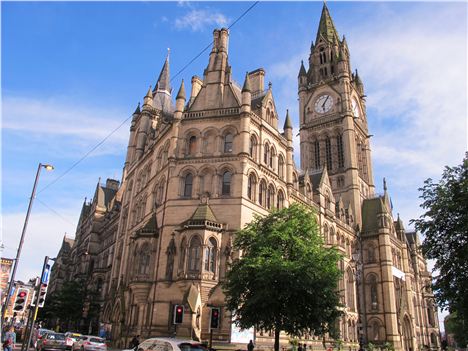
[2,209,79,282]
[2,95,130,156]
[174,8,229,32]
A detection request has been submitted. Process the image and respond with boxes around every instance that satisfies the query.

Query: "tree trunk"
[274,328,281,351]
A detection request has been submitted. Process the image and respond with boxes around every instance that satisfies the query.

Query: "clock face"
[351,98,360,118]
[314,94,333,114]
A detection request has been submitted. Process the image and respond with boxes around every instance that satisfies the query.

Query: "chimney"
[105,178,120,191]
[248,68,265,94]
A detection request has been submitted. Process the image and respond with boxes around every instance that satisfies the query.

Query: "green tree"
[223,204,343,351]
[39,280,87,330]
[411,153,468,345]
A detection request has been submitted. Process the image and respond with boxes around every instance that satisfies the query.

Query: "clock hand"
[322,96,330,109]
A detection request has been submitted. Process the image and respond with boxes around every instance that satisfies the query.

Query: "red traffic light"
[177,307,182,313]
[18,291,27,298]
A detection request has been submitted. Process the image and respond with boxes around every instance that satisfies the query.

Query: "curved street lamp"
[1,163,54,322]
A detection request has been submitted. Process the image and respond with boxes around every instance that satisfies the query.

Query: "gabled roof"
[361,196,388,233]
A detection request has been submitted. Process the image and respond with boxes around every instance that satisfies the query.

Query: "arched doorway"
[402,316,413,351]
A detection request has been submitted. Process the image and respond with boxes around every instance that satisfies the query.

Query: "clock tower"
[298,3,375,225]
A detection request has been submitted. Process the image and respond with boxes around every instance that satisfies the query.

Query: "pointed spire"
[283,109,293,130]
[383,177,387,192]
[242,72,251,92]
[145,86,153,98]
[176,79,186,100]
[133,102,141,115]
[310,41,315,51]
[298,60,307,77]
[154,48,171,93]
[316,2,340,45]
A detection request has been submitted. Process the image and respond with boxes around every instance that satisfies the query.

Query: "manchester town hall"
[49,4,440,351]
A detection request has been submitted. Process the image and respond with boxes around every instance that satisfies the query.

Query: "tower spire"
[315,2,340,44]
[154,48,171,93]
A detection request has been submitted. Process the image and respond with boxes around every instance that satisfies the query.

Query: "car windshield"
[90,338,104,343]
[178,343,208,351]
[48,334,65,340]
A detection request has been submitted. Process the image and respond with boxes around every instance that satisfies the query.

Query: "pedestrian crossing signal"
[173,304,184,324]
[210,307,220,329]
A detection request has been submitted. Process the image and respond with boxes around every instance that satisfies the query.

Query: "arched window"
[249,136,257,160]
[204,238,217,273]
[267,185,275,209]
[264,143,270,164]
[325,137,332,170]
[224,133,233,153]
[269,148,275,168]
[314,140,320,169]
[367,245,376,263]
[184,173,193,197]
[222,171,232,195]
[188,135,197,156]
[347,269,355,311]
[278,155,285,180]
[259,180,267,206]
[371,321,381,341]
[188,237,201,272]
[138,245,151,276]
[179,238,187,271]
[248,174,256,201]
[337,134,344,168]
[277,190,285,209]
[369,275,378,310]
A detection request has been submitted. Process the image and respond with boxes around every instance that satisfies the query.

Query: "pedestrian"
[247,340,254,351]
[298,344,303,351]
[130,335,140,350]
[3,327,16,351]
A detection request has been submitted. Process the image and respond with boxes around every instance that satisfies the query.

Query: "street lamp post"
[1,163,54,323]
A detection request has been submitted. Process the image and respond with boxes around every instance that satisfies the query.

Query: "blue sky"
[1,1,467,322]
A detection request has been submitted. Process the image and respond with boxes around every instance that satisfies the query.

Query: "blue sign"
[42,264,51,284]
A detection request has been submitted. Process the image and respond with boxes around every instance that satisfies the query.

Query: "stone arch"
[258,178,267,206]
[247,171,258,202]
[368,317,383,342]
[402,314,413,351]
[201,127,218,155]
[199,165,216,195]
[276,188,285,209]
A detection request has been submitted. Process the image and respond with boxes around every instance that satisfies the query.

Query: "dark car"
[37,333,67,351]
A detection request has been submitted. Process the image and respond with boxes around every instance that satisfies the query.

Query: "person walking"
[3,327,16,351]
[130,335,140,350]
[247,340,254,351]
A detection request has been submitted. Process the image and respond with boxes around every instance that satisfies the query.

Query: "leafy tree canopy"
[411,153,468,344]
[224,204,343,351]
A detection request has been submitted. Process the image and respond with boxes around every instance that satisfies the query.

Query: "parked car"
[36,332,67,351]
[72,335,107,351]
[64,333,82,350]
[124,338,208,351]
[33,328,54,348]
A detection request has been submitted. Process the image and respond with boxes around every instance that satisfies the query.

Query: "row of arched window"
[247,173,286,209]
[185,130,235,157]
[179,236,219,275]
[249,136,286,180]
[311,134,345,171]
[182,171,232,197]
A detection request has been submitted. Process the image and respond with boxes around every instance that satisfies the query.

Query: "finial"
[268,81,272,90]
[176,79,186,100]
[383,177,387,192]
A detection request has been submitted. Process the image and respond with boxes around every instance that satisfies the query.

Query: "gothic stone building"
[50,4,440,351]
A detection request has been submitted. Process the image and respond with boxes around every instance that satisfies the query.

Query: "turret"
[298,60,307,88]
[241,72,251,113]
[175,80,186,117]
[153,49,174,116]
[124,103,140,170]
[283,109,293,141]
[143,86,153,108]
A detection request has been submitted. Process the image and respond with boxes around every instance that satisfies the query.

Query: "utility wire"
[36,197,77,227]
[171,1,259,82]
[37,1,259,196]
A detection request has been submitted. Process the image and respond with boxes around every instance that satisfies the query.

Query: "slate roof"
[361,196,387,233]
[316,3,340,44]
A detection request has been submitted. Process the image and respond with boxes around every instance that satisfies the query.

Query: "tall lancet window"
[337,134,345,168]
[325,137,332,171]
[314,141,320,169]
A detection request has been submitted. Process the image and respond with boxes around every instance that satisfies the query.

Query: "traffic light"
[173,304,184,324]
[38,283,48,307]
[210,307,220,329]
[13,288,29,312]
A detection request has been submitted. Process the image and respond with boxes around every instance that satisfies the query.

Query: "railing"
[184,107,240,119]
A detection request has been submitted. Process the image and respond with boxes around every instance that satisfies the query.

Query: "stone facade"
[49,4,440,351]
